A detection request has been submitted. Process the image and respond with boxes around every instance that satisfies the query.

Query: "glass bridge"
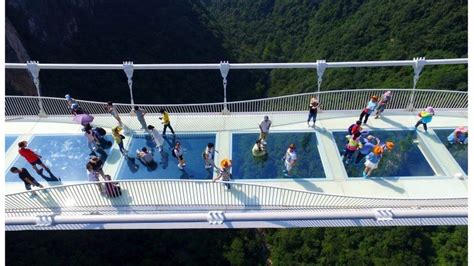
[4,59,468,230]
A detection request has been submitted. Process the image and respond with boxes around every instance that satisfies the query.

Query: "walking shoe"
[178,164,184,170]
[36,168,44,174]
[284,173,292,177]
[362,171,368,178]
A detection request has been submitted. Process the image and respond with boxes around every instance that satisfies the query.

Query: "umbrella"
[73,114,94,125]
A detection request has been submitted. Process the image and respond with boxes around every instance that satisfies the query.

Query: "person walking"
[359,96,378,124]
[147,125,165,152]
[307,97,319,127]
[84,123,100,155]
[213,159,232,190]
[132,106,148,130]
[374,91,392,119]
[18,141,56,177]
[415,106,435,132]
[159,108,175,136]
[112,126,128,155]
[10,167,44,192]
[203,142,217,169]
[354,135,380,164]
[363,146,384,178]
[172,141,186,170]
[283,144,297,177]
[259,116,272,141]
[105,101,123,126]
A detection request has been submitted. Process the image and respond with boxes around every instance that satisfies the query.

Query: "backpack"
[95,127,106,136]
[348,124,355,133]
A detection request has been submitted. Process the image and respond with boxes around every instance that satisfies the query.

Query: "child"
[307,97,319,127]
[283,144,297,177]
[415,106,435,132]
[448,126,468,144]
[172,141,186,170]
[213,159,232,190]
[363,146,384,178]
[147,125,165,152]
[359,96,379,124]
[112,126,128,155]
[374,91,392,119]
[105,102,123,126]
[159,108,175,136]
[343,131,361,164]
[10,167,44,192]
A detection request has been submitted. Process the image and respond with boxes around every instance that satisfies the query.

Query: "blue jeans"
[307,112,317,123]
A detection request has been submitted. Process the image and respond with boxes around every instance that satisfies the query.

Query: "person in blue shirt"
[359,96,378,125]
[363,146,384,178]
[447,126,468,145]
[355,135,380,164]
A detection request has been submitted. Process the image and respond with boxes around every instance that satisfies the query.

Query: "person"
[203,143,217,169]
[448,126,468,144]
[354,135,380,164]
[363,145,384,178]
[374,91,392,119]
[172,141,186,170]
[18,141,54,175]
[259,116,272,141]
[283,144,297,177]
[136,147,155,167]
[359,96,378,124]
[342,131,361,164]
[86,162,100,182]
[213,159,232,190]
[84,123,100,154]
[10,167,44,192]
[252,139,267,157]
[132,106,148,130]
[415,106,435,132]
[105,101,123,126]
[348,120,363,135]
[89,155,105,178]
[382,141,395,152]
[159,108,175,136]
[147,125,165,152]
[112,126,128,155]
[65,94,77,110]
[307,97,319,127]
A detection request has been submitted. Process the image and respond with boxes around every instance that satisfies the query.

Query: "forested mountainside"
[7,226,467,265]
[6,0,467,103]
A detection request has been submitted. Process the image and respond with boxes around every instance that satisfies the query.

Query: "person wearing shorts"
[172,141,186,170]
[259,116,272,141]
[18,141,51,174]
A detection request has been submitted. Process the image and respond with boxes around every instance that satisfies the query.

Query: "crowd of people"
[9,91,468,193]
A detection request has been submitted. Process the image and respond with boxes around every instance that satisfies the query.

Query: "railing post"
[408,57,426,111]
[219,61,230,115]
[123,61,135,107]
[26,61,46,117]
[316,60,327,95]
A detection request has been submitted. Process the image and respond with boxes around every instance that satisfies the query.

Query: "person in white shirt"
[147,125,164,152]
[283,143,297,177]
[259,115,272,141]
[203,142,218,169]
[172,141,186,170]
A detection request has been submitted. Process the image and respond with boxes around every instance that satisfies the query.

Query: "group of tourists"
[9,91,468,192]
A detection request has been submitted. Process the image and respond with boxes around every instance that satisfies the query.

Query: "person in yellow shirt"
[159,108,175,136]
[112,126,128,155]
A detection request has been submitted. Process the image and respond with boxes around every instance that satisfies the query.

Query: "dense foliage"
[6,226,466,265]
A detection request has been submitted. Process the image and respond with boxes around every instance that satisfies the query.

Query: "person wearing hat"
[415,106,435,132]
[283,144,297,177]
[359,95,379,125]
[259,115,272,140]
[65,94,77,109]
[213,159,232,190]
[363,145,384,178]
[382,141,395,151]
[448,126,468,144]
[355,135,380,165]
[112,126,128,155]
[374,91,392,119]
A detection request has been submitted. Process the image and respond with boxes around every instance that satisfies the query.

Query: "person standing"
[363,146,384,178]
[259,116,272,141]
[84,124,100,154]
[203,142,217,169]
[105,101,123,126]
[283,144,297,177]
[213,159,232,190]
[172,141,186,170]
[354,135,380,164]
[359,96,378,124]
[132,106,148,130]
[89,156,105,178]
[147,125,165,152]
[342,131,362,164]
[160,108,175,136]
[18,141,55,176]
[112,126,128,155]
[374,91,392,119]
[10,167,44,192]
[348,120,363,135]
[415,106,435,132]
[307,97,319,127]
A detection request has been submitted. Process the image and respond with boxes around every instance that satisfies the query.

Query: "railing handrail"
[5,58,468,70]
[5,88,468,108]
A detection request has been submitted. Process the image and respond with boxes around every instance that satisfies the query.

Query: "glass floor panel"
[5,135,19,152]
[232,132,325,179]
[333,130,435,178]
[434,129,468,174]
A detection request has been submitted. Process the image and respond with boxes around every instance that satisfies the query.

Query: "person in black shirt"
[10,167,44,191]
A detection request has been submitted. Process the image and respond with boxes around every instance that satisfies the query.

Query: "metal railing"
[5,89,468,118]
[5,180,467,216]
